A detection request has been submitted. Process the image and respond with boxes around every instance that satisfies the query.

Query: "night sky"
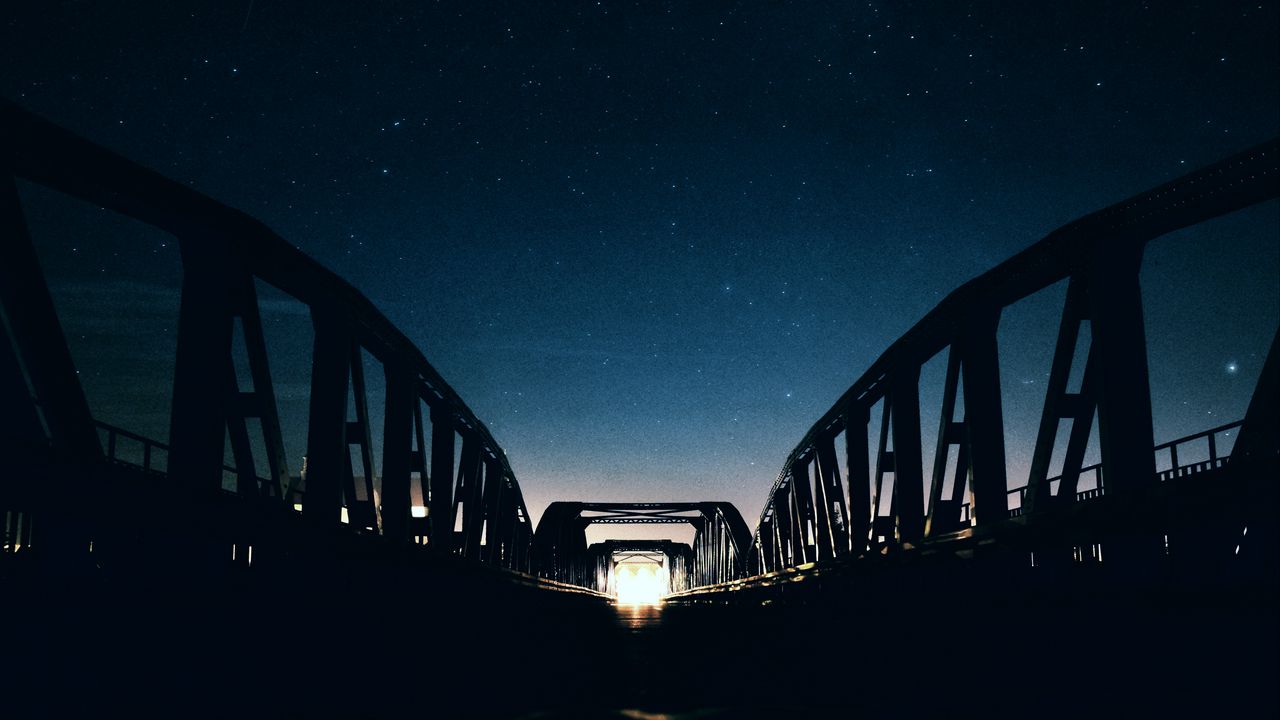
[4,1,1277,538]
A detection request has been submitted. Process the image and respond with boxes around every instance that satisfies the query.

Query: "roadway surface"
[2,557,1276,718]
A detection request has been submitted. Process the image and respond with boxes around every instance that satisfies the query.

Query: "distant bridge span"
[532,501,752,590]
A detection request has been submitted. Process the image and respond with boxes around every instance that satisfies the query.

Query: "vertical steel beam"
[481,457,504,564]
[752,515,762,571]
[233,276,291,500]
[224,369,259,497]
[810,453,833,561]
[302,309,350,525]
[791,458,817,563]
[222,284,263,497]
[347,346,379,531]
[380,362,414,541]
[507,483,531,571]
[705,518,716,584]
[889,369,925,544]
[169,242,236,493]
[409,396,429,537]
[454,436,484,559]
[503,478,517,568]
[698,520,710,585]
[1053,352,1097,500]
[1085,243,1161,569]
[428,404,455,549]
[774,490,792,567]
[784,482,800,566]
[769,509,783,571]
[720,517,730,581]
[464,451,487,559]
[1086,247,1156,500]
[499,476,515,567]
[961,311,1009,526]
[870,398,893,541]
[925,348,963,537]
[845,406,872,554]
[815,437,849,558]
[765,513,778,572]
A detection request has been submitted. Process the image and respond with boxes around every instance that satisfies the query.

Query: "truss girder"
[0,100,533,572]
[745,137,1280,578]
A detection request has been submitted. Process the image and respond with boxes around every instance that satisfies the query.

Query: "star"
[1226,361,1239,375]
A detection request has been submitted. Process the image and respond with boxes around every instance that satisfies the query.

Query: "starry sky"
[3,1,1277,539]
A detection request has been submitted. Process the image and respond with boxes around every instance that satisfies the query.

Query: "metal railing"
[1000,420,1242,518]
[1154,420,1241,482]
[96,421,169,475]
[98,422,256,482]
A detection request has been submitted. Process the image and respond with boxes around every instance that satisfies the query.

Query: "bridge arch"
[0,100,534,572]
[739,138,1280,584]
[531,501,751,593]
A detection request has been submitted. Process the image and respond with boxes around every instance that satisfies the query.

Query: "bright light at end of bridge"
[616,563,664,606]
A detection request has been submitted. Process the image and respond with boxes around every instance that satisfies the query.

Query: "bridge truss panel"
[742,137,1280,581]
[0,100,534,573]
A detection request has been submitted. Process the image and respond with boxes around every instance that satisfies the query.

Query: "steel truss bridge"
[1,99,1277,716]
[532,502,751,592]
[590,539,694,597]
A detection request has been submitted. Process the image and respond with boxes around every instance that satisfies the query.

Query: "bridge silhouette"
[2,99,1277,717]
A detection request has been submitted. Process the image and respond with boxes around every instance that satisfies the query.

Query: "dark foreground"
[2,556,1276,719]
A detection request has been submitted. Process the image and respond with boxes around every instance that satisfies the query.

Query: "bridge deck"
[3,567,1274,717]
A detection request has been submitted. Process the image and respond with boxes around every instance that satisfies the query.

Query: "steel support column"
[169,242,236,493]
[380,362,414,541]
[925,348,967,537]
[345,346,379,531]
[790,459,817,563]
[428,405,455,549]
[231,276,292,501]
[846,404,872,554]
[454,436,484,558]
[815,437,849,558]
[302,310,351,525]
[481,456,504,564]
[890,369,925,544]
[960,312,1008,526]
[1086,243,1160,568]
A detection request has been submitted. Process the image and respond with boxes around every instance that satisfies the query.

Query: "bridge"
[1,98,1277,717]
[533,502,751,592]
